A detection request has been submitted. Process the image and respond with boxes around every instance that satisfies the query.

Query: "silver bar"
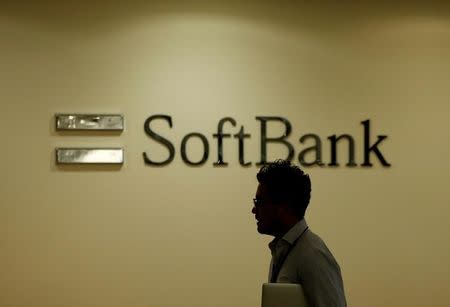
[56,148,124,164]
[56,114,124,131]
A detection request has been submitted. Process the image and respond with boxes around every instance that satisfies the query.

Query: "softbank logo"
[54,114,391,168]
[143,115,391,168]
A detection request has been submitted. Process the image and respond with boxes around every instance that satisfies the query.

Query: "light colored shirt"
[268,219,347,307]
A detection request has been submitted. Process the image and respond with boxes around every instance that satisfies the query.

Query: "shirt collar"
[268,218,308,251]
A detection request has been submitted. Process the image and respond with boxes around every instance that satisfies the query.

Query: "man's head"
[252,159,311,237]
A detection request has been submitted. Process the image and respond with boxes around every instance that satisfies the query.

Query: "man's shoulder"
[296,228,327,250]
[294,228,339,266]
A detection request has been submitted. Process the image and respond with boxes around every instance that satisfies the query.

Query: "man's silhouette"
[252,159,347,307]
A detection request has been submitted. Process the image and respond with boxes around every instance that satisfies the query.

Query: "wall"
[1,1,450,307]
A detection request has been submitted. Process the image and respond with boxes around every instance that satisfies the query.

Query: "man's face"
[252,183,281,236]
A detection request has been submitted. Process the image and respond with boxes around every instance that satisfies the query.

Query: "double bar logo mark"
[55,114,124,164]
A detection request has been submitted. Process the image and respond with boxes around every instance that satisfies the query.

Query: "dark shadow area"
[2,1,450,37]
[55,164,123,172]
[53,130,123,137]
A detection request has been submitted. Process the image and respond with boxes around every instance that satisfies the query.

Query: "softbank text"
[142,115,391,168]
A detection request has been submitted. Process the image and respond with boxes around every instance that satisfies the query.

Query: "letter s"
[143,115,175,166]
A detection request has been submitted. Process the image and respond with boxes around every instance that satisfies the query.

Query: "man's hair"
[256,159,311,217]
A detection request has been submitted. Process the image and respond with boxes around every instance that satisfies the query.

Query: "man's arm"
[299,249,347,307]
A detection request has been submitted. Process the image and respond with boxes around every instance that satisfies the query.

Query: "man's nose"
[251,206,256,214]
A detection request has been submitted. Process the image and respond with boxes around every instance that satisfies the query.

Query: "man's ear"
[277,201,292,215]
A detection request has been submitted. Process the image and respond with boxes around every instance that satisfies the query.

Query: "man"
[252,159,347,307]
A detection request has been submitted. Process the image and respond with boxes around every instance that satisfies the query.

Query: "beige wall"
[1,1,450,307]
